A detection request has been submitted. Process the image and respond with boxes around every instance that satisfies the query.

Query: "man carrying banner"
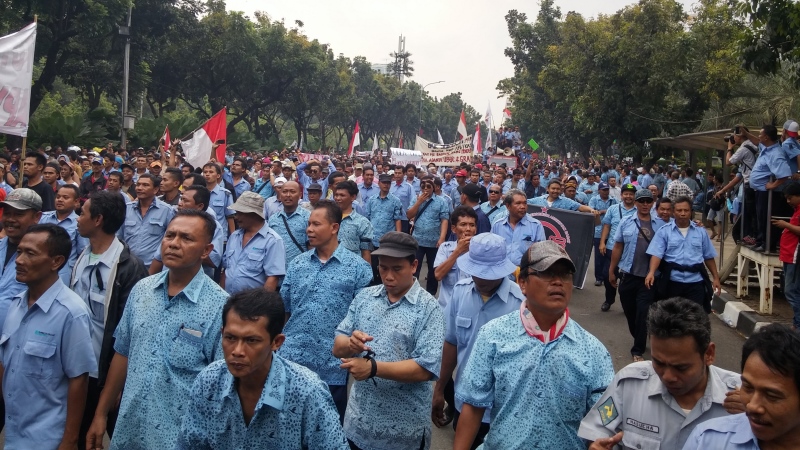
[491,190,546,267]
[527,179,598,214]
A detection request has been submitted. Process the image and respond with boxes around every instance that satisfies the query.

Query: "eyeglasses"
[636,198,654,204]
[528,269,574,283]
[490,190,502,194]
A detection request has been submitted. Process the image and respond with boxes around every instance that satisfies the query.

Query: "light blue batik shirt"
[456,313,614,450]
[177,357,349,450]
[109,269,227,450]
[279,246,372,385]
[335,281,445,450]
[411,195,450,248]
[338,210,374,255]
[364,193,404,248]
[268,207,311,264]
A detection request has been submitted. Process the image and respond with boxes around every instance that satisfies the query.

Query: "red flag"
[457,110,468,139]
[162,126,171,151]
[348,121,361,157]
[181,109,227,168]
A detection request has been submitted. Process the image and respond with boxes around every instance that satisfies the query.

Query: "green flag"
[528,138,539,150]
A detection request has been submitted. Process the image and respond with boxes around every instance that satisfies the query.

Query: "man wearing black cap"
[460,184,492,235]
[333,232,444,450]
[300,182,323,212]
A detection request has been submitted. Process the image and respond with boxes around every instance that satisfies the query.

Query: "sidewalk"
[710,231,794,337]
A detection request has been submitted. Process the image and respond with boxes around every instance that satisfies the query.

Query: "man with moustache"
[268,180,310,265]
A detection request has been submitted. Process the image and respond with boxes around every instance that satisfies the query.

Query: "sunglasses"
[490,190,502,194]
[636,198,654,204]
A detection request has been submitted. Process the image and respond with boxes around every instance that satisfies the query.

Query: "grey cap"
[372,231,419,258]
[0,188,42,212]
[521,240,575,273]
[228,191,265,219]
[635,189,653,201]
[307,182,323,192]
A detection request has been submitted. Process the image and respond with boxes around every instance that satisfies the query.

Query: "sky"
[227,0,696,132]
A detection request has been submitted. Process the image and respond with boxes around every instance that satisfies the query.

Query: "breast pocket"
[22,340,57,379]
[621,431,662,450]
[455,316,472,347]
[211,200,225,218]
[622,228,636,244]
[168,327,205,371]
[148,218,164,235]
[558,381,587,421]
[243,251,265,275]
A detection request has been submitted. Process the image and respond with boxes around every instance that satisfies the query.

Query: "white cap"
[274,176,288,186]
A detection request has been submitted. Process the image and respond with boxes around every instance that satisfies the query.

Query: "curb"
[711,290,772,338]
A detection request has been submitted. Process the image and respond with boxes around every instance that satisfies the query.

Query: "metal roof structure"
[648,129,733,152]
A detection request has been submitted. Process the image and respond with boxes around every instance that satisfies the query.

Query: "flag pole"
[20,15,37,161]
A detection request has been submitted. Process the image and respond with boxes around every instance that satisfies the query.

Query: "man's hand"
[772,219,789,229]
[348,330,373,354]
[455,236,472,255]
[644,272,656,289]
[713,276,721,296]
[340,357,372,381]
[766,180,781,190]
[418,190,432,202]
[436,238,445,248]
[86,415,107,450]
[599,241,607,256]
[608,270,617,289]
[723,389,746,414]
[431,389,448,427]
[589,431,624,450]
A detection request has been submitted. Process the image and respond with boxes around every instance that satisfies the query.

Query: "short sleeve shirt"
[433,242,471,308]
[177,357,349,450]
[602,204,637,247]
[365,194,404,248]
[411,195,450,248]
[117,199,176,266]
[490,214,546,266]
[223,223,286,295]
[338,210,374,254]
[456,313,614,450]
[646,221,717,283]
[110,270,228,450]
[335,282,444,450]
[279,246,372,385]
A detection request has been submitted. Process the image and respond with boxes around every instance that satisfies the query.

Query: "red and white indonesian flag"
[347,121,361,157]
[473,123,481,155]
[503,108,512,122]
[457,110,468,139]
[181,109,227,168]
[162,126,170,150]
[0,22,36,137]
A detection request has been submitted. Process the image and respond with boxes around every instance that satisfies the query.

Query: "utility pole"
[119,4,133,151]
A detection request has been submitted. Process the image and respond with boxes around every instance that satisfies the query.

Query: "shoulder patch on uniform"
[597,397,618,426]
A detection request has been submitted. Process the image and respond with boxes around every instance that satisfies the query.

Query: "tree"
[388,51,414,81]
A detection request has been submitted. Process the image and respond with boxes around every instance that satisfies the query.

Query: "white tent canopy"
[390,148,422,167]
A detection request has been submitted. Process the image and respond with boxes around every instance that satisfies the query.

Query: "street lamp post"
[419,80,445,136]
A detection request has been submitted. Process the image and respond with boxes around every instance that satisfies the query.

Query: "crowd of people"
[0,128,797,450]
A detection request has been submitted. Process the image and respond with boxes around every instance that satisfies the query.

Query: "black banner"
[527,205,596,289]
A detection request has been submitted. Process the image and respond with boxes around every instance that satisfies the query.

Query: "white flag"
[485,129,492,151]
[472,123,481,156]
[484,102,493,130]
[372,133,378,152]
[0,22,36,137]
[437,129,444,145]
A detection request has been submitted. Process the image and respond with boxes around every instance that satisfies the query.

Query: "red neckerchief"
[519,303,569,344]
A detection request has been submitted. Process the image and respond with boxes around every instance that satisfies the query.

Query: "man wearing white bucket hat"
[432,233,525,449]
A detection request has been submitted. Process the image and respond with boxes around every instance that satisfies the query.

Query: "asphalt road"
[428,253,747,450]
[0,252,745,449]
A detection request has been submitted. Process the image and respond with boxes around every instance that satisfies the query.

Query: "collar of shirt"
[512,312,580,343]
[648,364,732,409]
[12,278,68,314]
[134,198,164,213]
[311,244,347,264]
[90,237,124,271]
[150,268,207,304]
[473,277,516,304]
[43,210,78,225]
[371,279,424,305]
[223,353,287,412]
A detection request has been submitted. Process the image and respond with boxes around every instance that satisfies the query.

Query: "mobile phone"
[734,126,740,135]
[216,139,225,144]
